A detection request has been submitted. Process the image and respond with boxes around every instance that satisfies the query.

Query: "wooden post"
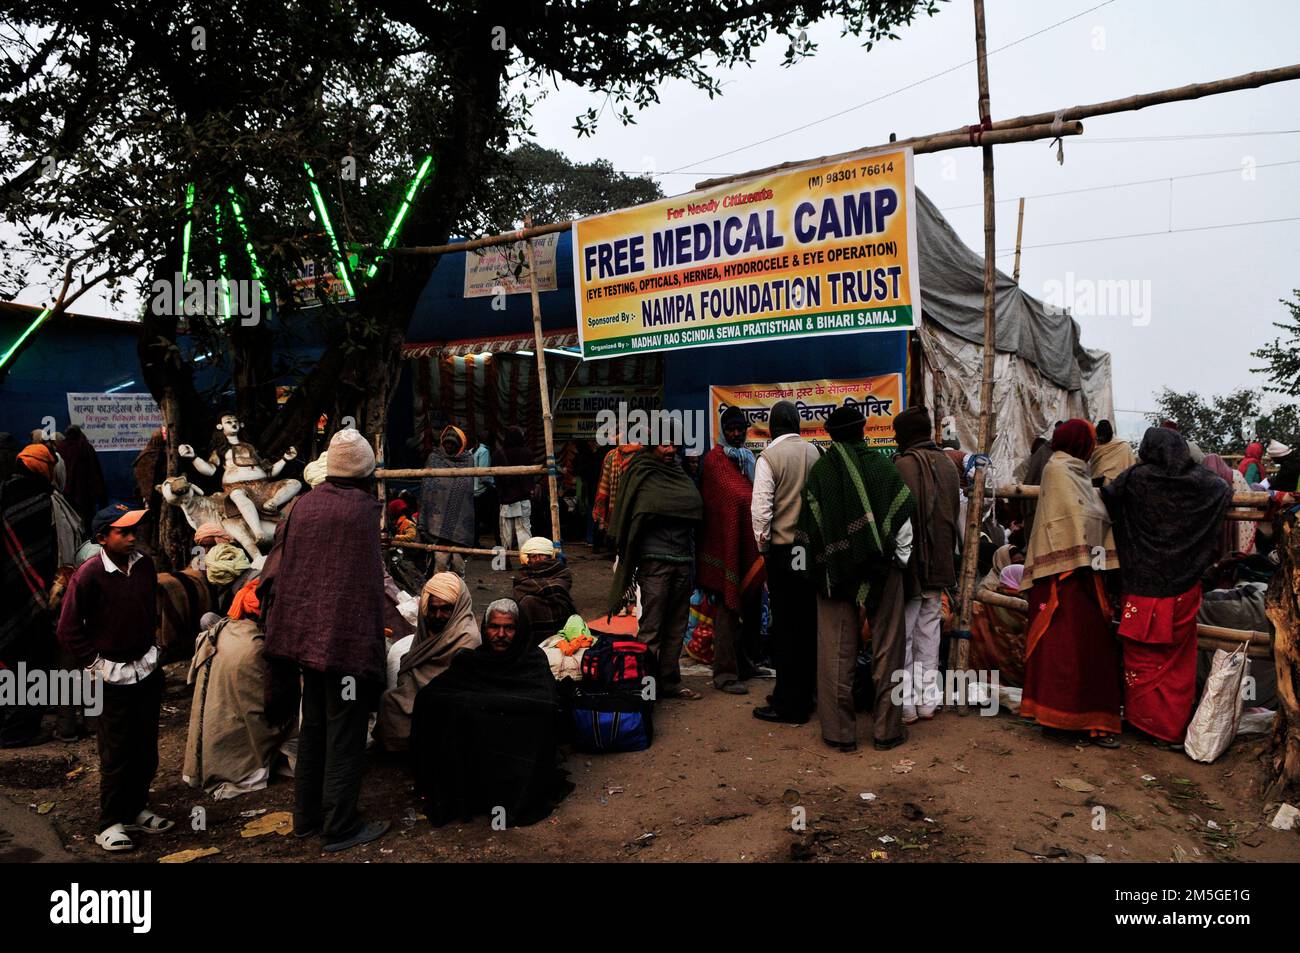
[374,432,386,534]
[1012,197,1025,285]
[950,0,998,706]
[522,213,565,554]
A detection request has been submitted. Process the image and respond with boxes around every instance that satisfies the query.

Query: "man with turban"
[375,572,481,752]
[512,537,576,642]
[797,405,915,752]
[418,425,476,575]
[751,400,822,724]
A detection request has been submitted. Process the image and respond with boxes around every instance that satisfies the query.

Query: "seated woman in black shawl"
[410,598,571,827]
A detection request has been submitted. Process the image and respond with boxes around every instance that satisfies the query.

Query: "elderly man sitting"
[410,599,571,827]
[512,537,576,642]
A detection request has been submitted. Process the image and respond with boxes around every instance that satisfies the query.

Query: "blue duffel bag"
[570,687,654,753]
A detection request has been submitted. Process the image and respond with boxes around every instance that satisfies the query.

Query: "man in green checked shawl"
[796,404,915,753]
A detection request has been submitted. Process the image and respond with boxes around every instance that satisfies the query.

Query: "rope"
[1050,110,1068,165]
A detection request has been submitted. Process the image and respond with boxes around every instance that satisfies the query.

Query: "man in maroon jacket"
[58,503,174,853]
[263,429,389,853]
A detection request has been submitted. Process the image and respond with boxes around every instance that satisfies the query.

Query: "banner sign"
[572,146,919,360]
[66,393,164,452]
[708,374,903,452]
[552,384,662,441]
[464,234,560,298]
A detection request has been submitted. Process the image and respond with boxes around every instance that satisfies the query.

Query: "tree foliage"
[1252,290,1300,397]
[1149,387,1300,455]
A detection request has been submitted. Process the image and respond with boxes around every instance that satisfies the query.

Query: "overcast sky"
[30,0,1300,438]
[519,0,1300,437]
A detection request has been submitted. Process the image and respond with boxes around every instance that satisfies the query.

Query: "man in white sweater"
[750,401,822,724]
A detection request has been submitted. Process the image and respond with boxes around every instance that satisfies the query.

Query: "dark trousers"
[473,487,498,546]
[95,667,163,831]
[296,668,371,841]
[0,619,51,746]
[766,544,817,718]
[635,560,693,686]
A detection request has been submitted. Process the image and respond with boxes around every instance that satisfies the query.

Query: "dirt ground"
[3,546,1300,864]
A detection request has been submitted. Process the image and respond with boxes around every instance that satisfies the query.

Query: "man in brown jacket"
[892,406,960,724]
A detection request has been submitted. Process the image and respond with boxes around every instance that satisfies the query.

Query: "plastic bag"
[1184,645,1250,763]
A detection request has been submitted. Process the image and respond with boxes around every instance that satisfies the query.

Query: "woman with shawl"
[1201,453,1252,560]
[375,572,480,752]
[410,599,570,827]
[1020,419,1123,747]
[1238,442,1264,485]
[1103,428,1232,747]
[970,563,1029,687]
[418,425,476,574]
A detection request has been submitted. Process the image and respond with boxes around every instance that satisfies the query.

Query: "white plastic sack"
[1184,647,1250,763]
[395,592,420,628]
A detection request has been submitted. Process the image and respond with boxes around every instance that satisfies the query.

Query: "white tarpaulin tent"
[913,189,1113,478]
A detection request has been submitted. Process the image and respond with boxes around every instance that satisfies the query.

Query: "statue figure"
[177,413,300,545]
[160,476,273,570]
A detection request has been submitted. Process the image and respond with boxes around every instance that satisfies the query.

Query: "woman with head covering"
[418,425,476,575]
[1238,442,1265,485]
[1103,428,1232,748]
[1201,453,1251,562]
[969,563,1029,687]
[374,572,480,752]
[409,598,571,827]
[1019,419,1123,747]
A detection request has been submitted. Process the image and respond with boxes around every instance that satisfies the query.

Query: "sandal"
[1091,734,1121,749]
[96,824,135,853]
[666,686,703,701]
[125,810,175,834]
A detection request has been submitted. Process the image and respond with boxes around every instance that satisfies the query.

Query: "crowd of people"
[0,406,1288,855]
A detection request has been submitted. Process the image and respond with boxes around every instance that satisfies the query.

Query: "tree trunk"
[1264,510,1300,800]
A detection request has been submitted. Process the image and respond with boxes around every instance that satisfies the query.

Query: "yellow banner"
[572,146,919,360]
[552,385,662,441]
[709,374,903,451]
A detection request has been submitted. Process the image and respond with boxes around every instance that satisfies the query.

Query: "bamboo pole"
[949,0,997,706]
[974,589,1273,657]
[1012,197,1025,285]
[383,220,572,258]
[993,483,1270,508]
[375,464,545,479]
[388,540,521,558]
[523,213,565,554]
[695,64,1300,192]
[374,432,386,535]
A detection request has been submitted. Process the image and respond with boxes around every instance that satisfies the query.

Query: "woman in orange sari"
[1019,419,1123,747]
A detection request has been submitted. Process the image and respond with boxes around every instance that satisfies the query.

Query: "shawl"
[418,446,475,546]
[893,441,960,591]
[1238,442,1264,479]
[262,480,387,683]
[513,560,577,641]
[796,439,915,609]
[56,430,106,526]
[697,445,766,612]
[980,543,1016,592]
[494,429,536,506]
[592,444,641,529]
[375,574,480,752]
[1,470,56,652]
[184,616,288,798]
[410,612,569,827]
[1102,427,1233,597]
[723,444,757,482]
[50,488,84,567]
[1089,439,1138,486]
[1022,451,1118,584]
[607,450,704,614]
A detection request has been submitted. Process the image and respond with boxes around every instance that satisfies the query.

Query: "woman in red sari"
[1019,419,1123,747]
[1103,428,1232,747]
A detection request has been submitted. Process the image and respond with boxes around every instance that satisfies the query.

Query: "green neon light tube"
[178,182,195,312]
[302,161,356,299]
[226,186,272,305]
[0,306,51,370]
[214,202,233,322]
[365,154,434,281]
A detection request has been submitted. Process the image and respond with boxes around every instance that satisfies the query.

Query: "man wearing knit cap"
[751,400,821,724]
[263,428,389,852]
[797,404,915,752]
[891,405,959,725]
